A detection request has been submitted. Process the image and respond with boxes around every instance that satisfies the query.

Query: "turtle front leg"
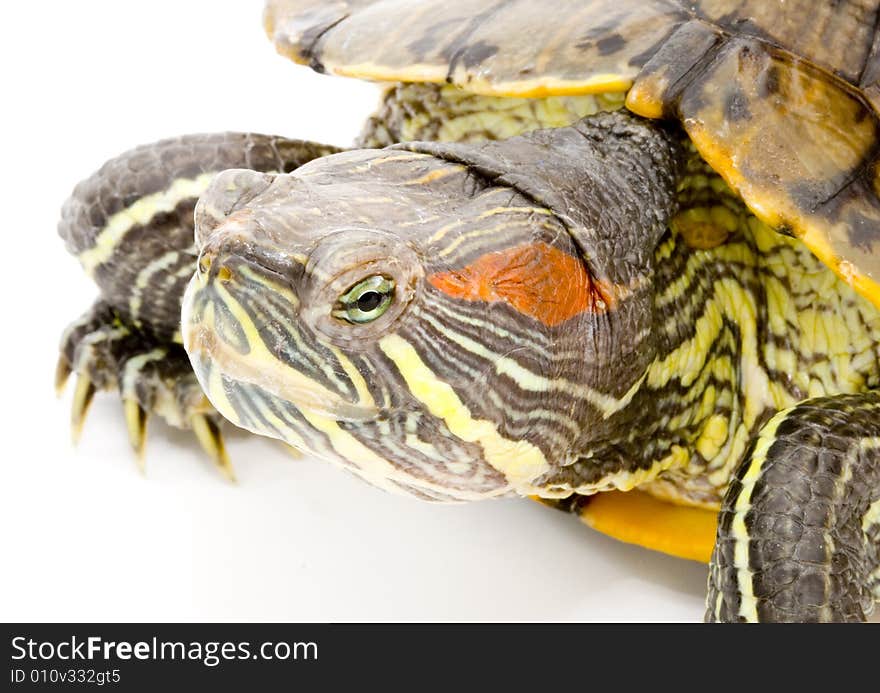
[57,300,232,475]
[57,133,340,475]
[707,392,880,622]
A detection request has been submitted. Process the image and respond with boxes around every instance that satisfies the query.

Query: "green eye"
[334,275,395,324]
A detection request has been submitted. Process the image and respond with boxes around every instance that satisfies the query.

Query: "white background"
[0,1,714,622]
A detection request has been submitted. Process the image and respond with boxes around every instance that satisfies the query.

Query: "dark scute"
[845,208,880,252]
[575,18,627,45]
[625,24,681,68]
[632,19,723,110]
[859,30,880,88]
[297,10,350,69]
[723,88,752,121]
[757,64,781,97]
[789,173,880,252]
[457,40,499,69]
[712,12,775,46]
[407,17,465,62]
[421,3,507,75]
[596,33,626,56]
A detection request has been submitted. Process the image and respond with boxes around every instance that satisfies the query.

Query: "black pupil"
[357,290,384,312]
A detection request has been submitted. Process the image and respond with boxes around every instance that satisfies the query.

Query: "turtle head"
[182,114,681,500]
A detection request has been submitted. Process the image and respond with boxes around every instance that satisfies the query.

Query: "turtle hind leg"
[57,300,233,479]
[707,391,880,622]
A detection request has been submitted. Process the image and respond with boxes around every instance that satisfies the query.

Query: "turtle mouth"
[182,275,380,426]
[185,324,378,423]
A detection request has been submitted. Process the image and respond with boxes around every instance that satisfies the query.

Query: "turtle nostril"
[197,251,214,277]
[196,250,232,283]
[217,265,233,283]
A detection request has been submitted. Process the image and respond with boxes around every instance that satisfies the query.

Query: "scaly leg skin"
[57,133,339,476]
[707,392,880,622]
[57,300,230,476]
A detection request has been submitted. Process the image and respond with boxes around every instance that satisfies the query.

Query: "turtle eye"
[333,275,395,324]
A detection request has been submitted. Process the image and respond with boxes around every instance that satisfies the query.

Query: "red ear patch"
[427,242,613,327]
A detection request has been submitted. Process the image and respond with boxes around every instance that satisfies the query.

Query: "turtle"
[55,0,880,622]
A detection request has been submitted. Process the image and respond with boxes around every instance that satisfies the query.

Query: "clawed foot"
[56,302,235,480]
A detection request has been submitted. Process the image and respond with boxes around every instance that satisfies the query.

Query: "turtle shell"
[265,0,880,309]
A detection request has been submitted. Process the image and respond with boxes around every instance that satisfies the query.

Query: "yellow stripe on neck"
[379,333,548,492]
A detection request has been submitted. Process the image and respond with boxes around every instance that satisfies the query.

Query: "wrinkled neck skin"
[588,219,880,509]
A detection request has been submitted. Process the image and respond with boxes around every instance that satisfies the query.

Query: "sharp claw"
[70,375,96,444]
[123,398,148,472]
[55,355,72,396]
[191,414,235,482]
